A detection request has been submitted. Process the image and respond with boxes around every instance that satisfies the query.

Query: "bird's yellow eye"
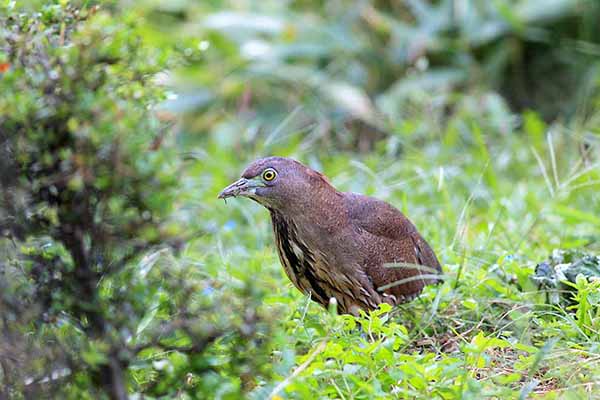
[262,168,277,182]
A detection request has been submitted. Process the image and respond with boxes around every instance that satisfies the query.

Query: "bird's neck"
[271,187,345,231]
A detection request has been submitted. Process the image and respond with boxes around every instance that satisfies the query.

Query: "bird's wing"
[344,192,442,301]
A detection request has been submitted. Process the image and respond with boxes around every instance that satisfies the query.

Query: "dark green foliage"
[0,4,273,399]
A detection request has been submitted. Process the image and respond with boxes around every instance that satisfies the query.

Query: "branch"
[132,319,222,356]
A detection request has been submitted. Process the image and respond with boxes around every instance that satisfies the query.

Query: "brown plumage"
[218,157,442,315]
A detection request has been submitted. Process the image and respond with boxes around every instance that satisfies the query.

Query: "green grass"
[173,105,600,398]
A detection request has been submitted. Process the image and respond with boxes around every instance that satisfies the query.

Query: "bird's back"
[342,192,442,304]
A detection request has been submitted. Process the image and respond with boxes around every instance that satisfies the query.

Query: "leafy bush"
[0,3,274,398]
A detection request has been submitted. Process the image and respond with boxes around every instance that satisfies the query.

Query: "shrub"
[0,3,273,398]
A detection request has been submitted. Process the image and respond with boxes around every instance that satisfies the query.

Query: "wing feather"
[344,193,442,301]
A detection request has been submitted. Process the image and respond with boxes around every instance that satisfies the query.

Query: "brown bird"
[218,157,442,315]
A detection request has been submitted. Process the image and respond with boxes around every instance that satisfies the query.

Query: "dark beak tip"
[217,191,231,200]
[218,177,250,200]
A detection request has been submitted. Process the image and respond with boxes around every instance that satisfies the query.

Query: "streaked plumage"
[219,157,442,315]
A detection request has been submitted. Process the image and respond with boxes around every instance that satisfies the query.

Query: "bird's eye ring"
[262,168,277,182]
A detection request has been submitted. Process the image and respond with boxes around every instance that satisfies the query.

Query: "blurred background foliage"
[137,0,600,150]
[1,0,600,399]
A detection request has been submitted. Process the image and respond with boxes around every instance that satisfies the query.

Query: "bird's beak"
[218,178,262,199]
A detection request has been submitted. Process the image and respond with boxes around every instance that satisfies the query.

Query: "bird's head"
[218,157,331,209]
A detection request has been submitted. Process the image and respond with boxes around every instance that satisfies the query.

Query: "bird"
[218,157,443,315]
